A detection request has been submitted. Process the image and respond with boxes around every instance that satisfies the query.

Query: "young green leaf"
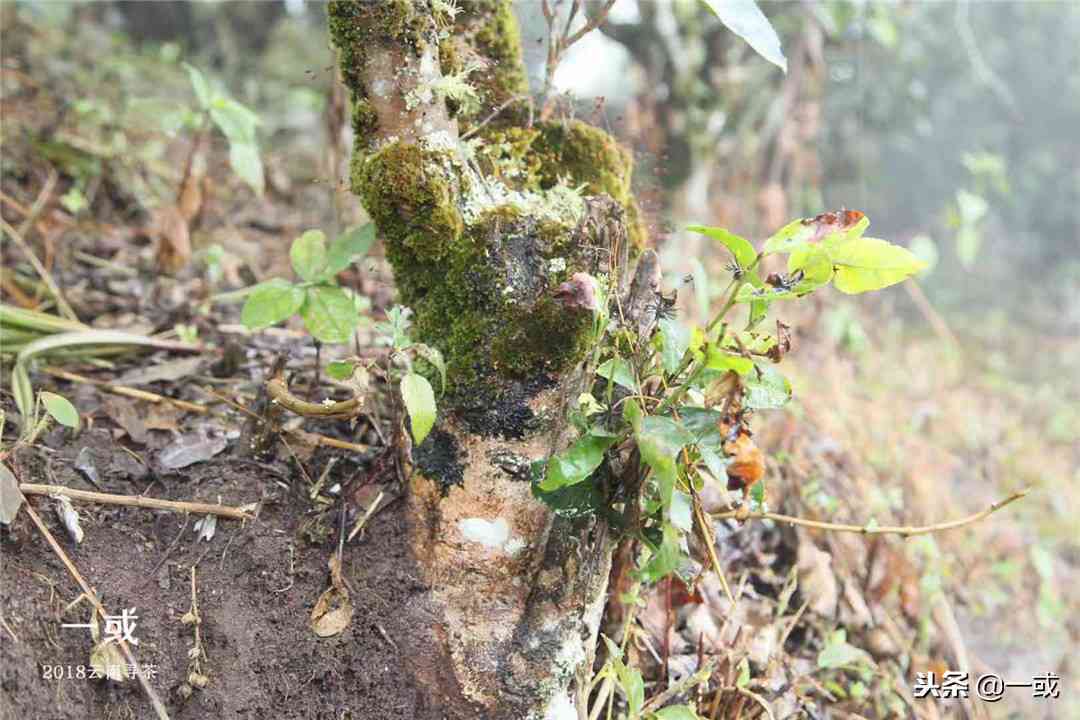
[326,360,356,381]
[657,317,693,375]
[538,431,618,491]
[241,279,305,330]
[744,365,791,409]
[228,141,264,195]
[613,651,645,717]
[325,224,376,278]
[209,97,259,145]
[597,357,638,392]
[685,224,757,269]
[531,460,607,517]
[637,416,694,513]
[182,62,212,109]
[817,630,871,669]
[301,285,358,343]
[413,343,447,395]
[705,345,754,376]
[40,391,79,429]
[638,523,689,583]
[702,0,787,73]
[829,238,927,294]
[291,230,329,282]
[400,372,437,445]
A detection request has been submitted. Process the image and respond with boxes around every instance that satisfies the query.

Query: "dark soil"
[0,437,430,720]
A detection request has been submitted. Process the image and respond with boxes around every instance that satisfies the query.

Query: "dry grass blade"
[19,484,255,521]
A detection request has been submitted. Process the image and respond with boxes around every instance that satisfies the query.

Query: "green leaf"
[670,490,693,532]
[699,446,729,485]
[400,372,437,445]
[291,230,330,282]
[702,0,787,73]
[531,460,607,518]
[637,416,693,513]
[685,225,757,269]
[40,392,79,429]
[652,706,701,720]
[657,317,692,375]
[817,630,871,669]
[228,141,264,195]
[829,237,927,294]
[705,345,754,375]
[209,97,259,145]
[744,365,791,409]
[750,479,765,506]
[736,657,751,687]
[638,523,689,583]
[324,224,376,278]
[788,244,834,287]
[539,431,617,491]
[241,279,305,330]
[301,285,358,343]
[413,343,447,395]
[615,660,645,718]
[182,62,212,108]
[326,360,355,381]
[597,357,638,392]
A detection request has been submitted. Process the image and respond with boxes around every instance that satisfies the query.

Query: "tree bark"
[328,2,649,717]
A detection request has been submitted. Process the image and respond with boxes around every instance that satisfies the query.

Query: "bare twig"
[692,486,735,604]
[42,367,209,414]
[538,0,618,120]
[20,498,171,720]
[347,490,385,542]
[19,484,255,521]
[712,488,1029,537]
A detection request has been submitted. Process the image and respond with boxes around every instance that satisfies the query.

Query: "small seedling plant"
[240,225,375,344]
[180,63,265,194]
[241,229,443,446]
[532,211,924,716]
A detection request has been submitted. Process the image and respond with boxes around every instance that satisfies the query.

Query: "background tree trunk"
[328,2,648,717]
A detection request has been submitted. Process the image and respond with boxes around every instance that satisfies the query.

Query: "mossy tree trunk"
[329,3,649,717]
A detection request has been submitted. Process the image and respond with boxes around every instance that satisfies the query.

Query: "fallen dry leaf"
[310,555,354,638]
[797,539,838,617]
[151,205,191,275]
[89,640,127,682]
[54,495,84,544]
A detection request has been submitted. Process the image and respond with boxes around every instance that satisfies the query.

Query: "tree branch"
[711,488,1030,537]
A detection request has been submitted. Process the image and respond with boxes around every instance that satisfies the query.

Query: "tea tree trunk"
[329,3,648,716]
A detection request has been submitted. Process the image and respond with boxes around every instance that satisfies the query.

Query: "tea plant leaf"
[325,224,376,278]
[241,279,305,330]
[413,343,447,394]
[597,357,637,391]
[182,62,211,109]
[744,365,791,409]
[538,431,617,491]
[301,285,357,343]
[817,630,871,669]
[401,372,436,445]
[228,141,264,195]
[291,230,329,282]
[657,317,693,375]
[637,416,694,513]
[209,97,259,145]
[326,360,356,381]
[829,238,927,294]
[639,523,689,583]
[40,391,79,429]
[703,0,787,73]
[531,460,607,518]
[686,224,757,269]
[705,345,754,375]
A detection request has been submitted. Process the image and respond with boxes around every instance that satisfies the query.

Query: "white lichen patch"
[542,693,577,720]
[548,257,567,274]
[458,517,510,549]
[504,536,527,556]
